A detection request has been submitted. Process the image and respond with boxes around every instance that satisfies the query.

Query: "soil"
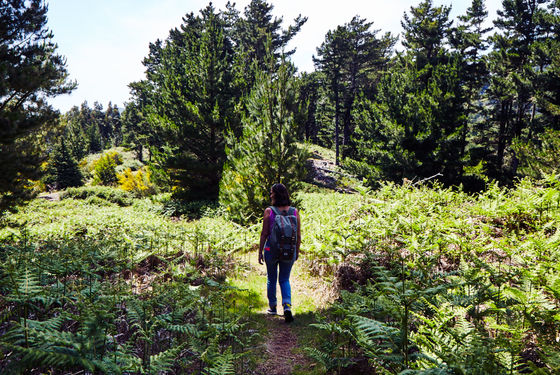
[255,315,306,375]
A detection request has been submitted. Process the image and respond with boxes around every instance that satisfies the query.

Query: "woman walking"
[258,183,301,323]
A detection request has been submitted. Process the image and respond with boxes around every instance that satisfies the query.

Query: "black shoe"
[284,304,294,323]
[267,307,277,315]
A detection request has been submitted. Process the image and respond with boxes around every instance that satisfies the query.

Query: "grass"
[305,143,336,161]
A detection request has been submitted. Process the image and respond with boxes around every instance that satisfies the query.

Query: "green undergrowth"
[296,177,560,374]
[2,175,560,373]
[0,194,260,374]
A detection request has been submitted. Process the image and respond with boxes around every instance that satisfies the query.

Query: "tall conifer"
[314,17,394,164]
[486,0,549,178]
[42,139,83,190]
[0,0,75,212]
[219,57,307,223]
[351,1,467,186]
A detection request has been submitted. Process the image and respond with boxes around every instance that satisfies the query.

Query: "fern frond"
[1,342,97,373]
[202,347,236,375]
[26,314,67,332]
[148,345,183,374]
[16,268,43,297]
[167,323,198,335]
[352,315,400,343]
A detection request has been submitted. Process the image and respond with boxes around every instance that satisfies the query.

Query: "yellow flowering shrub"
[117,167,156,197]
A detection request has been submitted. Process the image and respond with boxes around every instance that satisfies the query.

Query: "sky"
[46,0,501,112]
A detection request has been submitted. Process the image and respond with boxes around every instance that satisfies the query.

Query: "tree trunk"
[497,101,509,171]
[137,144,143,163]
[334,87,340,166]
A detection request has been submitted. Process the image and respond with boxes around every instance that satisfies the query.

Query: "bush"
[342,158,379,188]
[118,167,156,197]
[61,186,133,206]
[92,152,121,186]
[161,199,220,219]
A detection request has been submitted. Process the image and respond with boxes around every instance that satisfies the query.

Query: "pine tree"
[534,0,560,129]
[450,0,492,187]
[451,0,492,106]
[340,17,395,158]
[314,26,347,165]
[351,1,467,186]
[314,16,395,164]
[295,71,321,142]
[233,0,307,84]
[104,102,122,146]
[131,4,242,200]
[43,139,83,190]
[91,101,111,148]
[121,99,148,162]
[61,109,88,161]
[219,58,308,224]
[86,120,103,154]
[485,0,550,179]
[0,0,75,212]
[401,0,452,69]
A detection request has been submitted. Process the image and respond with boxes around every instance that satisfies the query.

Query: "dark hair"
[271,183,290,206]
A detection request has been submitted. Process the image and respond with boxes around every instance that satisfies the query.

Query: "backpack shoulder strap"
[270,206,280,216]
[287,207,296,215]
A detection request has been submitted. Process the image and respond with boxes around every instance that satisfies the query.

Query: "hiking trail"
[232,251,336,375]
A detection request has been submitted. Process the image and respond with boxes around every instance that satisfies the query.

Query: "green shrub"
[161,199,220,219]
[92,152,120,186]
[342,158,379,187]
[61,186,133,206]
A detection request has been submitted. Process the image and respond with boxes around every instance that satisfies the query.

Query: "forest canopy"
[2,0,560,212]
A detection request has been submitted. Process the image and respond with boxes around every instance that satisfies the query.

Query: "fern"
[351,314,402,366]
[303,344,354,374]
[410,302,504,374]
[202,347,236,375]
[7,268,49,310]
[148,345,184,374]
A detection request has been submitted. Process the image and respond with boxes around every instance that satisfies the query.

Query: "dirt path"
[255,315,306,375]
[38,192,60,201]
[233,254,336,375]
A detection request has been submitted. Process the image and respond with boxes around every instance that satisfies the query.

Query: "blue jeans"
[264,249,294,308]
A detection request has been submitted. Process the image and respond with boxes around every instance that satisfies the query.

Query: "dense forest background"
[2,0,560,215]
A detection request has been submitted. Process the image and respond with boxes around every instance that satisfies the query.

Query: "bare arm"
[296,209,301,260]
[258,208,271,264]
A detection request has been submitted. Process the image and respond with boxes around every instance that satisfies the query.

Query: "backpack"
[268,206,298,262]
